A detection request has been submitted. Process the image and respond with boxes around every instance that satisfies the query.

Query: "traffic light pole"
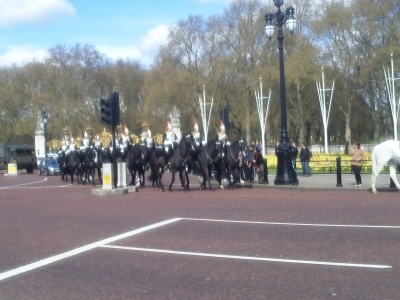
[100,91,120,189]
[111,123,117,188]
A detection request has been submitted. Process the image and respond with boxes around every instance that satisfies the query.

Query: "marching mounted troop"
[55,119,250,191]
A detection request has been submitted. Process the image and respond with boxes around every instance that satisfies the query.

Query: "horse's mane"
[229,140,239,150]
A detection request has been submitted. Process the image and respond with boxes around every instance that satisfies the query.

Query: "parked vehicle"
[0,143,37,174]
[38,158,60,176]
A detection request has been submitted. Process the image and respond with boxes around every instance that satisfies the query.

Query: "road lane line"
[0,218,181,282]
[0,178,48,189]
[181,218,400,229]
[99,245,391,269]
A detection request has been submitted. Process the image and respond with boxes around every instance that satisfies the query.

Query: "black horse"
[214,139,246,190]
[147,140,167,191]
[57,149,67,182]
[168,133,196,192]
[196,139,224,191]
[81,147,97,185]
[65,149,82,184]
[127,142,145,186]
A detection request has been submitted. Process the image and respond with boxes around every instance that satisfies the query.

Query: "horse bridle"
[204,140,222,163]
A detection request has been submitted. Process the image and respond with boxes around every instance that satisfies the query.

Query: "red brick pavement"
[1,173,400,299]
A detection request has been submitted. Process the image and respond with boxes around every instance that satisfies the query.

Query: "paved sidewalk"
[190,173,399,192]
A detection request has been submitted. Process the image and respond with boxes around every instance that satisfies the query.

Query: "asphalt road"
[0,172,400,299]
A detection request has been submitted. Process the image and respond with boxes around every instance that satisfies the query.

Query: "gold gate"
[99,129,112,148]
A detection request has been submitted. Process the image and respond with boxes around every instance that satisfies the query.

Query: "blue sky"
[0,0,232,67]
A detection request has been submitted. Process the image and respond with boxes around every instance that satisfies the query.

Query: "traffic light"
[100,97,112,125]
[100,91,120,125]
[111,91,120,125]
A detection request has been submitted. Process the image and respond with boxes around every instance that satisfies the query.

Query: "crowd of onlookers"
[238,144,265,184]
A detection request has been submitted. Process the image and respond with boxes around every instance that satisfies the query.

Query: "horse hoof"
[210,188,215,192]
[372,188,377,194]
[220,185,224,189]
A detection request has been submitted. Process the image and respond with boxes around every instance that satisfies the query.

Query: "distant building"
[170,106,182,140]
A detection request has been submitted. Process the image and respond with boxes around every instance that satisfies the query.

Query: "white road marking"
[0,218,181,282]
[0,178,48,189]
[99,245,391,269]
[181,218,400,229]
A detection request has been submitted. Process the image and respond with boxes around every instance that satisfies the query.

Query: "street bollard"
[336,157,342,187]
[102,163,114,190]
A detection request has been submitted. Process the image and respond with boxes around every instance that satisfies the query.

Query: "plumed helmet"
[220,120,225,132]
[194,122,199,131]
[70,137,75,144]
[166,121,171,130]
[84,131,88,138]
[96,134,100,141]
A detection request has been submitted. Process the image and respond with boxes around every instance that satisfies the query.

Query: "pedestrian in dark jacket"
[299,143,311,176]
[291,142,299,184]
[245,144,255,182]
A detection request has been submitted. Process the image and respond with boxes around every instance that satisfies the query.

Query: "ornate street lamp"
[41,111,48,159]
[265,0,297,185]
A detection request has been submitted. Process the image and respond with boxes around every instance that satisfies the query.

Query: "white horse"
[371,140,400,193]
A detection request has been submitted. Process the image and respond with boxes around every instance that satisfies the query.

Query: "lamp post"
[265,0,296,185]
[41,111,48,159]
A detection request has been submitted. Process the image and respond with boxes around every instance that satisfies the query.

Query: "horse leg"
[185,170,190,191]
[217,163,224,189]
[90,167,96,186]
[168,169,176,192]
[204,164,214,191]
[128,168,134,186]
[140,167,145,187]
[181,169,188,193]
[227,167,233,190]
[388,163,400,192]
[98,166,103,184]
[371,159,385,194]
[82,168,87,185]
[179,171,184,188]
[158,167,165,192]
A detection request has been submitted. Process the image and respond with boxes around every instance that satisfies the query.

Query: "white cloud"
[96,45,142,61]
[97,25,170,66]
[0,0,76,27]
[0,46,48,66]
[139,25,169,53]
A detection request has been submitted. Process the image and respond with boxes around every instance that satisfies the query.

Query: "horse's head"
[140,139,153,161]
[183,133,196,150]
[238,139,247,151]
[215,139,225,159]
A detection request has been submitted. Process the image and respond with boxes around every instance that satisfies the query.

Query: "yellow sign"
[8,163,17,174]
[103,173,111,185]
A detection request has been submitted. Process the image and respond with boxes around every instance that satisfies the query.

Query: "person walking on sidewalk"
[349,142,364,187]
[300,143,312,176]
